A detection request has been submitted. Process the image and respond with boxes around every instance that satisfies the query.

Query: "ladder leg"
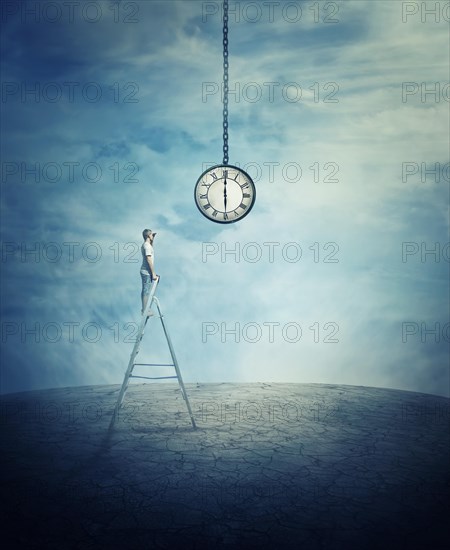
[155,298,197,429]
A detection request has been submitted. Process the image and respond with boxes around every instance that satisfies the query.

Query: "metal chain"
[222,0,229,165]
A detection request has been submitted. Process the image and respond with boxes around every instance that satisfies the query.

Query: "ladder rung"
[133,363,175,367]
[130,375,178,380]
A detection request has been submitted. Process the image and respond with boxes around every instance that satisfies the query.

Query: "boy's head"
[142,229,156,241]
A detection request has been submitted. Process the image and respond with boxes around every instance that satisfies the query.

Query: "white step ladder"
[109,278,197,430]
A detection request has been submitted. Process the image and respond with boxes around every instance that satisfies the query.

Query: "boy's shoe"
[141,310,154,317]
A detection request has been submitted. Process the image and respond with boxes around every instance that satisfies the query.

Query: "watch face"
[194,164,256,223]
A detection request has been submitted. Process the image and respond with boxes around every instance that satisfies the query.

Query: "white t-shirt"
[140,242,154,274]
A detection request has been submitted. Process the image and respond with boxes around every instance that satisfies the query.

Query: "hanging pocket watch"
[194,164,256,223]
[194,0,256,223]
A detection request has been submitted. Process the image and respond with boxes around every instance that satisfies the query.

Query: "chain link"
[222,0,229,165]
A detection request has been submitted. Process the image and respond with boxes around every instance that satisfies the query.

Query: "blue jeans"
[140,271,152,307]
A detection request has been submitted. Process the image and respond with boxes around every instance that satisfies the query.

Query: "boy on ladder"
[140,228,159,316]
[108,227,196,430]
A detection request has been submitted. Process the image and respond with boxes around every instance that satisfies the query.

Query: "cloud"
[1,1,448,397]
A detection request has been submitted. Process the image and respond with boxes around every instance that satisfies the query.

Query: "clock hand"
[224,177,227,211]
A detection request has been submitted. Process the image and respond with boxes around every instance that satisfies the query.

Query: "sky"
[0,0,449,397]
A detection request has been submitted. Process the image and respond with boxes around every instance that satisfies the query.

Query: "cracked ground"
[1,383,449,549]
